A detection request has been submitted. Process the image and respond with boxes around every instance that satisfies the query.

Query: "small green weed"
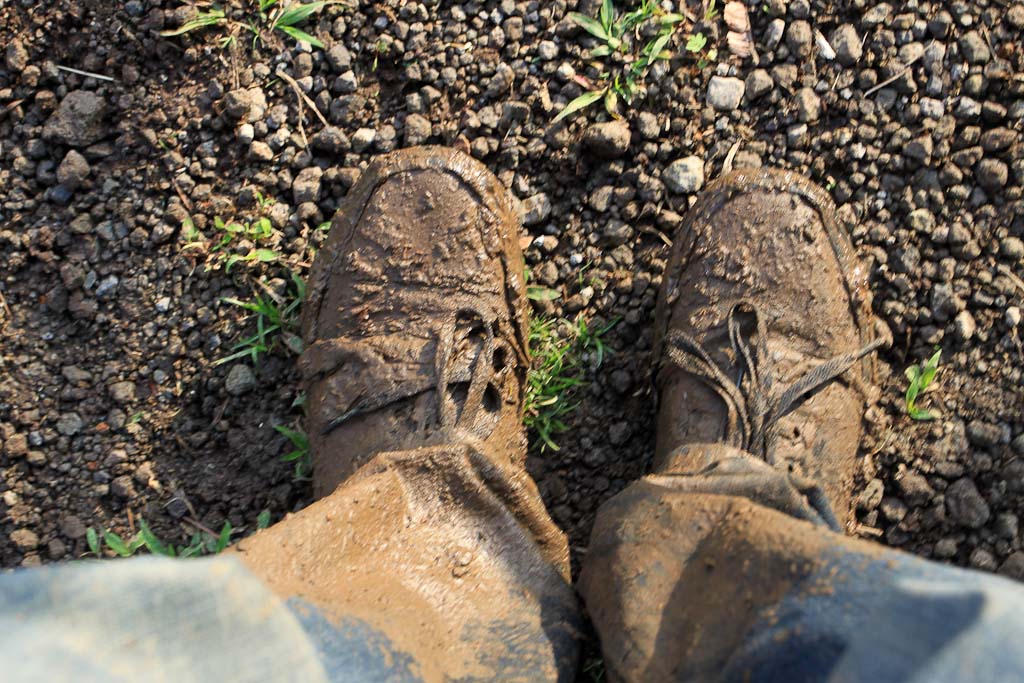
[905,348,941,421]
[275,424,311,479]
[161,1,333,49]
[524,266,562,302]
[181,215,279,272]
[86,518,234,559]
[524,315,617,450]
[556,0,687,122]
[217,271,306,366]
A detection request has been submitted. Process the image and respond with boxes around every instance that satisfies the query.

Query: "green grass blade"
[600,0,614,30]
[159,10,226,37]
[568,12,611,41]
[275,2,326,27]
[214,522,233,553]
[257,510,272,529]
[553,89,605,123]
[138,520,172,556]
[103,531,134,557]
[277,25,324,47]
[86,527,101,556]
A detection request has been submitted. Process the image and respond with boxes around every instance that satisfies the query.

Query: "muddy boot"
[300,146,534,499]
[581,169,890,681]
[650,167,889,527]
[236,148,578,682]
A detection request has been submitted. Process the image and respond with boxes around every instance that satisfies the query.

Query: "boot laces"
[663,301,885,529]
[320,305,507,438]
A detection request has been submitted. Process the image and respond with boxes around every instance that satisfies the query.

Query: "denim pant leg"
[725,544,1024,683]
[0,556,329,682]
[1,445,579,682]
[581,472,1024,683]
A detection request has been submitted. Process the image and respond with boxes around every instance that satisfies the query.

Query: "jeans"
[3,443,1024,683]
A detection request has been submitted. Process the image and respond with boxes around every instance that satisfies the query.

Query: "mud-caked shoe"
[653,168,890,528]
[300,147,533,499]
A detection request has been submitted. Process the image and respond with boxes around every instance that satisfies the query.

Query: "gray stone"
[945,478,991,529]
[999,551,1024,580]
[795,87,821,122]
[44,90,107,146]
[222,88,266,122]
[880,496,909,523]
[977,159,1008,190]
[954,310,976,341]
[57,150,90,190]
[908,208,936,233]
[1000,237,1024,260]
[707,76,745,111]
[603,220,632,246]
[863,3,892,25]
[249,141,274,161]
[663,156,705,194]
[111,475,136,499]
[311,126,350,154]
[6,39,28,72]
[10,529,39,552]
[351,127,376,152]
[404,113,432,146]
[857,478,885,511]
[785,20,813,59]
[583,120,631,158]
[969,547,997,571]
[292,166,323,204]
[967,420,1007,448]
[959,31,990,64]
[326,44,352,72]
[60,516,87,539]
[521,193,552,226]
[745,69,773,100]
[225,364,256,396]
[831,24,862,65]
[904,134,933,162]
[56,412,83,436]
[933,537,958,559]
[764,18,785,51]
[109,381,136,404]
[981,128,1017,153]
[897,471,935,506]
[636,112,660,139]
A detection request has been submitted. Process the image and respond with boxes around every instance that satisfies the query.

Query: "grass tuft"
[86,518,240,559]
[905,348,941,421]
[524,315,618,451]
[217,271,306,366]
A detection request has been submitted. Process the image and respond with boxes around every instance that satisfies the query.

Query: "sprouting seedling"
[685,32,708,52]
[905,349,941,420]
[555,0,686,123]
[160,2,331,50]
[275,424,311,479]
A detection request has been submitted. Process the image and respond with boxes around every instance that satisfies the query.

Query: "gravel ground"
[2,0,1024,614]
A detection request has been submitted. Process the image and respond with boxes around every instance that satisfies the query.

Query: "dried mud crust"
[0,0,1023,610]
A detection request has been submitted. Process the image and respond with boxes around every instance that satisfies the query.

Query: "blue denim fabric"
[0,556,329,682]
[726,546,1024,683]
[5,539,1024,682]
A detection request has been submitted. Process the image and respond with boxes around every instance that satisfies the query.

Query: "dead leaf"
[727,31,755,58]
[723,1,750,32]
[723,1,758,61]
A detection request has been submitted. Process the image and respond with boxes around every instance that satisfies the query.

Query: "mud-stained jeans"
[4,442,1024,682]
